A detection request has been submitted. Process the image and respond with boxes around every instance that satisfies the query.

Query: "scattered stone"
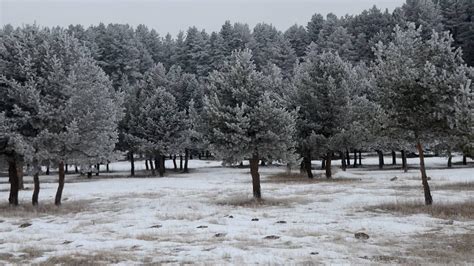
[228,215,234,219]
[251,218,259,221]
[355,232,370,240]
[150,224,162,228]
[131,245,140,250]
[19,223,32,228]
[263,235,280,240]
[0,220,4,223]
[214,233,226,237]
[310,252,319,255]
[196,225,208,229]
[390,176,398,181]
[359,256,369,260]
[443,220,454,225]
[62,240,73,245]
[276,220,287,224]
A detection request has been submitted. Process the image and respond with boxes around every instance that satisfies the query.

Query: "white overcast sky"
[1,0,405,36]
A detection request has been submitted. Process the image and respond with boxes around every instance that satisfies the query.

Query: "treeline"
[1,0,473,206]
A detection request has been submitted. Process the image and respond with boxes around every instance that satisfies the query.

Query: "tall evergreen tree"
[373,24,473,205]
[202,50,296,198]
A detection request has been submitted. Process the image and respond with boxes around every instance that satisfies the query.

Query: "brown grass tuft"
[366,200,474,220]
[40,251,132,265]
[215,195,310,207]
[264,171,361,184]
[394,182,474,192]
[0,200,93,218]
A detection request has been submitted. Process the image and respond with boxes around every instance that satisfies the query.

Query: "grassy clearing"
[264,172,361,184]
[0,200,92,218]
[366,200,474,220]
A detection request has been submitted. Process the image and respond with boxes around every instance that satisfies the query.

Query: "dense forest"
[1,0,473,206]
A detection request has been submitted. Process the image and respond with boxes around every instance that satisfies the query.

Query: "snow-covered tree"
[373,23,473,205]
[293,45,352,178]
[202,49,296,199]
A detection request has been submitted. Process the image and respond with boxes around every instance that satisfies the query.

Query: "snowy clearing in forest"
[0,156,473,264]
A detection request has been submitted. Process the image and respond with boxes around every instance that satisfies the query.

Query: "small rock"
[197,225,208,229]
[355,232,370,240]
[390,176,398,181]
[150,224,162,228]
[276,220,287,224]
[0,220,4,223]
[228,215,234,219]
[310,252,319,255]
[251,218,259,221]
[62,240,73,245]
[19,223,32,228]
[214,233,226,237]
[263,235,280,240]
[444,220,454,225]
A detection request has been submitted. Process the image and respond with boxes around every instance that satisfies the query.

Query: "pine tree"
[202,50,296,199]
[293,45,352,178]
[373,23,473,205]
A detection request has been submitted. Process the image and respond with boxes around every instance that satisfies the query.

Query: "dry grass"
[264,172,361,184]
[40,251,133,265]
[0,200,93,218]
[394,182,474,192]
[366,200,474,220]
[409,232,474,264]
[215,195,310,207]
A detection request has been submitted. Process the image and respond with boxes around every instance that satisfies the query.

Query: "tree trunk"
[340,151,346,171]
[173,155,177,171]
[158,154,165,177]
[96,163,100,176]
[392,150,396,165]
[358,150,362,165]
[321,159,326,170]
[130,151,135,177]
[260,159,266,166]
[32,172,40,206]
[46,165,50,175]
[145,160,149,171]
[325,152,332,178]
[377,150,384,169]
[401,150,408,172]
[8,158,19,206]
[346,149,350,166]
[299,160,305,174]
[106,162,110,173]
[462,155,467,165]
[55,161,65,206]
[17,158,24,190]
[353,150,357,168]
[416,140,433,205]
[304,154,313,178]
[75,165,78,174]
[249,154,261,199]
[286,163,292,174]
[184,149,189,173]
[198,153,202,160]
[447,155,452,168]
[179,155,183,170]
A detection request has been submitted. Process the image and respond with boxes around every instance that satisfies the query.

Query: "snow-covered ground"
[0,156,473,264]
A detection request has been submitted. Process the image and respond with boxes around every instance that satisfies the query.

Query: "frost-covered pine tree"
[132,65,186,177]
[202,49,296,199]
[293,45,352,178]
[373,23,473,205]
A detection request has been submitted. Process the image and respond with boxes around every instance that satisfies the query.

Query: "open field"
[0,156,473,264]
